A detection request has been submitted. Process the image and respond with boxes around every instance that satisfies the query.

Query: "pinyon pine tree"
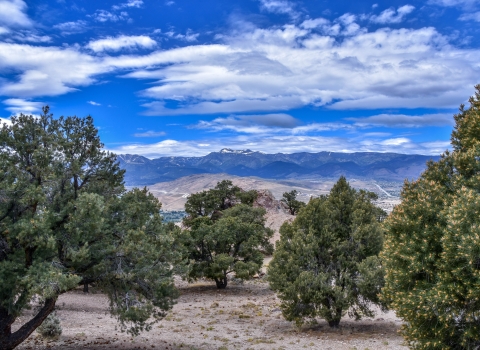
[268,176,386,327]
[0,108,183,349]
[182,181,273,289]
[381,85,480,349]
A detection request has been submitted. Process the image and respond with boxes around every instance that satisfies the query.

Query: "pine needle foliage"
[182,181,272,289]
[0,108,183,349]
[381,85,480,349]
[268,176,386,327]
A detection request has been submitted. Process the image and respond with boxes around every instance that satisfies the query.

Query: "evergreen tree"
[183,182,273,288]
[281,190,305,215]
[0,108,183,349]
[268,176,385,327]
[382,85,480,349]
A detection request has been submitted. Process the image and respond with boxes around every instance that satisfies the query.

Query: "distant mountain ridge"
[117,149,440,186]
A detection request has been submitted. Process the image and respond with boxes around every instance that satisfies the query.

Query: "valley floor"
[16,278,407,350]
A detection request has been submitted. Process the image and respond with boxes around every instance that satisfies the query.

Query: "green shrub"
[37,312,62,339]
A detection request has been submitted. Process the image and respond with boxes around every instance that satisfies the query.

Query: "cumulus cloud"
[3,98,43,114]
[87,35,157,52]
[370,5,415,24]
[0,0,32,28]
[347,113,454,127]
[0,17,478,115]
[133,130,166,137]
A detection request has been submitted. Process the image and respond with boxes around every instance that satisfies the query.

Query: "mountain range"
[117,149,440,186]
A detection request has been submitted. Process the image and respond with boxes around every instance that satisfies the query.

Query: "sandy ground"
[16,277,407,350]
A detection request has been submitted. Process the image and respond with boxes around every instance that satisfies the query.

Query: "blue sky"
[0,0,479,157]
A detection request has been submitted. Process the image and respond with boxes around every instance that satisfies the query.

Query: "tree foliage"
[182,181,272,289]
[281,190,305,215]
[268,176,385,327]
[381,85,480,349]
[0,108,182,349]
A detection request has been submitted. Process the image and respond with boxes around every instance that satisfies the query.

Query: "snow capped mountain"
[116,149,440,186]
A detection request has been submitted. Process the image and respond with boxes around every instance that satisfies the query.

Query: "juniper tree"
[268,177,386,327]
[183,182,273,288]
[281,190,305,215]
[0,108,183,349]
[381,85,480,349]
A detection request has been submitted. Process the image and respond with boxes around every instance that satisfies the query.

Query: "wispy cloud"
[459,11,480,21]
[3,98,43,114]
[164,29,199,42]
[258,0,301,19]
[87,35,157,52]
[87,100,101,106]
[133,130,166,137]
[91,10,129,22]
[369,5,415,24]
[108,133,449,158]
[428,0,478,7]
[112,0,143,10]
[54,20,88,35]
[347,113,454,127]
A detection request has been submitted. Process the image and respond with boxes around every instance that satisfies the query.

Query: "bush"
[381,85,480,349]
[37,312,62,339]
[268,176,386,327]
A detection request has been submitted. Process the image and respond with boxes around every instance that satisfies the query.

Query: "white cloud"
[112,0,143,10]
[164,29,199,42]
[300,18,329,29]
[87,35,157,52]
[53,20,88,35]
[194,113,301,133]
[370,5,415,24]
[0,43,107,97]
[133,130,166,137]
[0,0,32,28]
[10,31,51,43]
[92,10,129,22]
[258,0,300,19]
[87,100,101,106]
[428,0,477,7]
[108,133,448,158]
[165,1,174,5]
[0,18,479,115]
[347,113,454,127]
[459,11,480,21]
[3,98,43,114]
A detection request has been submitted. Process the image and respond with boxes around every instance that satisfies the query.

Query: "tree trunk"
[328,318,341,328]
[83,282,89,293]
[0,298,57,350]
[214,277,228,289]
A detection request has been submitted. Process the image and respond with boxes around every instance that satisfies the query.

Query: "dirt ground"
[16,277,407,350]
